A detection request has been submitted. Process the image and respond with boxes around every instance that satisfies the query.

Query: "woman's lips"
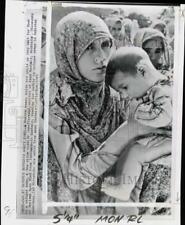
[94,65,107,70]
[94,66,107,74]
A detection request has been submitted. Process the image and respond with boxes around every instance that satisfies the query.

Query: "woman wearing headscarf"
[38,11,169,215]
[133,28,172,74]
[104,15,128,49]
[151,19,175,70]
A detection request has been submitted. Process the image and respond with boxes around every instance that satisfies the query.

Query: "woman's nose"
[94,49,106,64]
[149,52,156,61]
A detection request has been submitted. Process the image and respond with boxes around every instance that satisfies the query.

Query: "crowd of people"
[38,8,174,216]
[103,11,174,74]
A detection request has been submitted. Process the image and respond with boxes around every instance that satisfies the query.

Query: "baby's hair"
[106,47,150,86]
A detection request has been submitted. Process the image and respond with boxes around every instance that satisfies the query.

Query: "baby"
[102,46,172,201]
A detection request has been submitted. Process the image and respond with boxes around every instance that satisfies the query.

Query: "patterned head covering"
[49,11,123,152]
[50,11,113,106]
[54,11,112,82]
[133,28,170,70]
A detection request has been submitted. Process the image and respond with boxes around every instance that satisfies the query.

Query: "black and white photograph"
[38,3,178,216]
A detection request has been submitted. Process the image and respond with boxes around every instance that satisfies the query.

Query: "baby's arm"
[135,86,172,128]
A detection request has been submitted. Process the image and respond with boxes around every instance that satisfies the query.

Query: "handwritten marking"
[95,215,124,223]
[95,215,143,223]
[127,215,142,223]
[53,211,79,224]
[4,206,15,217]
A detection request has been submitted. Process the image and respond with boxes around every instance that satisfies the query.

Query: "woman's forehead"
[113,22,122,28]
[143,37,163,48]
[91,37,110,45]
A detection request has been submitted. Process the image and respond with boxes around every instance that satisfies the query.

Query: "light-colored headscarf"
[104,15,126,48]
[50,11,113,109]
[133,28,170,70]
[54,11,113,83]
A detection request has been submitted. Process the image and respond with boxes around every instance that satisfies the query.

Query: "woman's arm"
[47,118,166,191]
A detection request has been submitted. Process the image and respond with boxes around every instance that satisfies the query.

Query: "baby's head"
[106,46,156,99]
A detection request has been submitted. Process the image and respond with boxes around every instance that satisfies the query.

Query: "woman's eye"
[155,48,163,54]
[101,40,111,49]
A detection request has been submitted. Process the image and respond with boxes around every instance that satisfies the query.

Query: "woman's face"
[77,37,113,82]
[142,37,164,69]
[110,21,122,39]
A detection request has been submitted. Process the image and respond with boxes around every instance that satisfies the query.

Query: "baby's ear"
[136,60,146,77]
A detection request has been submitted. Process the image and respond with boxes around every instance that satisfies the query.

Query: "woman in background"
[104,16,129,49]
[133,28,172,74]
